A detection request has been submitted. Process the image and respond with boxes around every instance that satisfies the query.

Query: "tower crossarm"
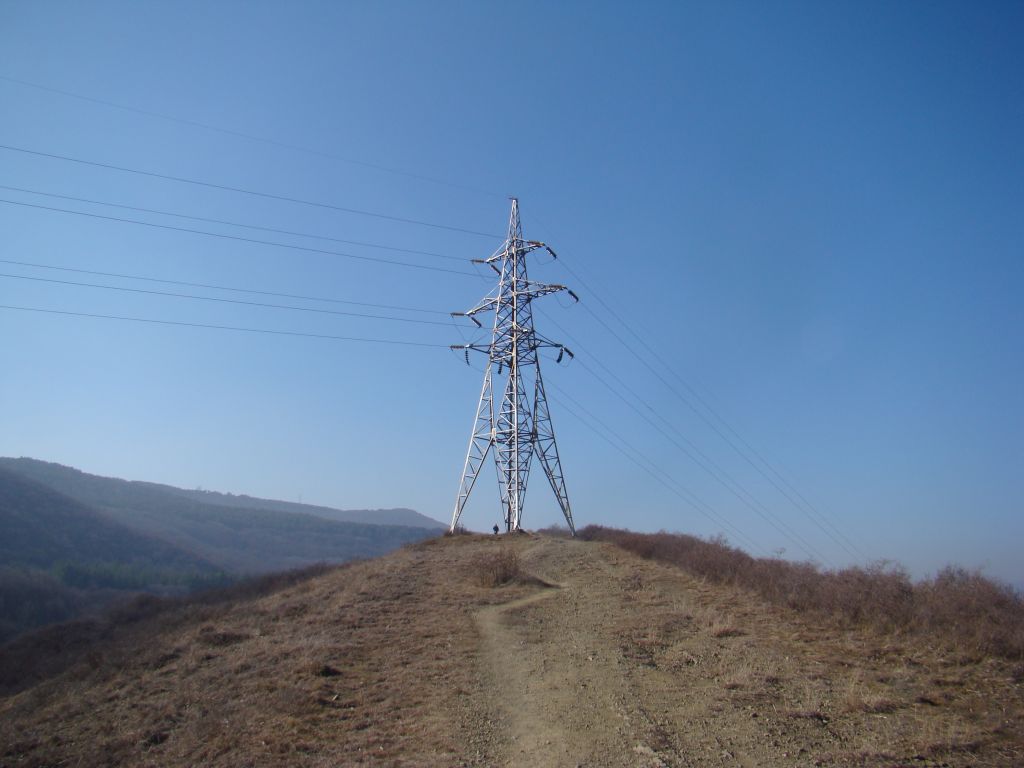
[475,239,556,265]
[519,280,577,301]
[532,332,574,355]
[450,282,575,328]
[450,342,492,357]
[450,296,500,326]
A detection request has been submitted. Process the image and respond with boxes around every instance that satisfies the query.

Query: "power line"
[548,387,764,556]
[0,74,505,199]
[0,184,465,261]
[572,355,829,563]
[538,309,846,563]
[0,143,503,238]
[0,198,480,277]
[527,208,863,557]
[557,263,865,562]
[673,395,866,559]
[0,304,449,347]
[0,272,465,328]
[0,258,449,315]
[645,346,868,558]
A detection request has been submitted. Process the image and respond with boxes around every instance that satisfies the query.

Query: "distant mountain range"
[0,457,443,528]
[0,466,213,573]
[0,457,445,643]
[158,486,440,529]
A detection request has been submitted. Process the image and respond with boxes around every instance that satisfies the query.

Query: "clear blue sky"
[1,1,1021,584]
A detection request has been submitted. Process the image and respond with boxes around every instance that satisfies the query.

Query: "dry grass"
[0,562,338,698]
[0,535,544,767]
[472,545,522,587]
[3,533,1021,767]
[707,615,744,638]
[840,675,901,714]
[606,537,1023,766]
[580,525,1024,660]
[721,656,780,690]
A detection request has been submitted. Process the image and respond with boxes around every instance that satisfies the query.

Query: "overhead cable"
[560,269,864,561]
[0,184,465,261]
[0,304,449,347]
[573,356,829,563]
[548,388,764,556]
[539,309,845,563]
[0,198,480,277]
[0,258,449,315]
[0,143,502,238]
[0,272,466,327]
[0,74,504,198]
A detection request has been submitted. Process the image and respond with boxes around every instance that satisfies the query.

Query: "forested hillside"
[0,467,214,572]
[0,467,225,643]
[0,457,443,529]
[0,458,442,573]
[164,486,442,529]
[0,458,441,644]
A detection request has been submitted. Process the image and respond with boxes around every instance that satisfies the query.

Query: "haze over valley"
[0,457,441,643]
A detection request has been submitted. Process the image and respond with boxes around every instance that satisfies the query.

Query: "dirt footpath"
[461,536,1023,768]
[1,534,1019,767]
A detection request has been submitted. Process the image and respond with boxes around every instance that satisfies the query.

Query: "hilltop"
[1,533,1021,767]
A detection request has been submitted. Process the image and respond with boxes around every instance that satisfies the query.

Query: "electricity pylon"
[449,199,578,535]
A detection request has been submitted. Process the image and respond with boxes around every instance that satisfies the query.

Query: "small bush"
[473,547,521,587]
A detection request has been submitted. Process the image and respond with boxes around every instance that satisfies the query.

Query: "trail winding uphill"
[463,536,778,768]
[461,536,1023,768]
[1,534,1020,767]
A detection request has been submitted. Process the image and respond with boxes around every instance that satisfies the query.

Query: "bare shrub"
[578,526,1024,660]
[536,525,573,539]
[709,620,744,638]
[473,547,521,587]
[915,566,1024,658]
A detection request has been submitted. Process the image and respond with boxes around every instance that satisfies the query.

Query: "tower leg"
[450,365,496,532]
[533,364,575,535]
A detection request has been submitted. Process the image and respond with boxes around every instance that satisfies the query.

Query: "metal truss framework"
[449,199,577,535]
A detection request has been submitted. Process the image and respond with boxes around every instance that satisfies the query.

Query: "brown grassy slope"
[580,525,1024,660]
[0,535,537,768]
[0,565,335,698]
[2,533,1022,767]
[581,540,1023,767]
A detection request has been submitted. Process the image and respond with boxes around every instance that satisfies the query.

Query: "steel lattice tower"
[449,199,577,535]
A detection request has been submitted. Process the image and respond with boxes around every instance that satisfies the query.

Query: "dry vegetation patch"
[2,532,1021,767]
[580,525,1024,660]
[586,530,1024,766]
[471,545,522,587]
[0,535,548,767]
